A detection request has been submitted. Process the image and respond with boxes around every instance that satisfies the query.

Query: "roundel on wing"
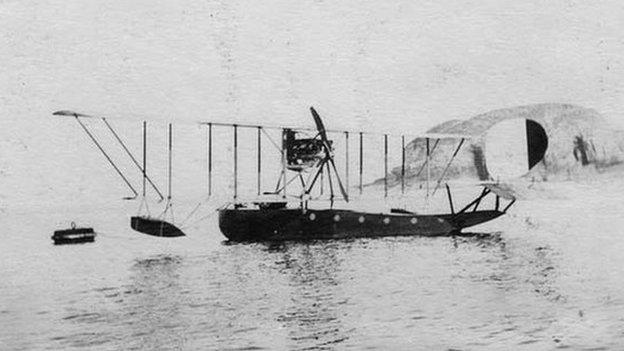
[525,119,548,169]
[484,118,548,180]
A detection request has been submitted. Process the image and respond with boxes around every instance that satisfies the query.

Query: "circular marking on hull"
[410,218,418,224]
[333,214,341,222]
[358,216,365,223]
[309,213,316,221]
[383,217,390,224]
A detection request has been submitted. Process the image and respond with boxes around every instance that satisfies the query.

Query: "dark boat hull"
[218,208,503,242]
[130,216,185,237]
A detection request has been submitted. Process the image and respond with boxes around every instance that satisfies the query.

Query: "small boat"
[52,222,96,245]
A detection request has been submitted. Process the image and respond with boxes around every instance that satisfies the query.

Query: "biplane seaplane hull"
[55,105,532,242]
[218,208,504,242]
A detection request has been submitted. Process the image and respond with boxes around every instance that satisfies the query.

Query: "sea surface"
[2,178,624,350]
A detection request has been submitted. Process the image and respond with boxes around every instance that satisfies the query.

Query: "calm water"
[2,180,624,350]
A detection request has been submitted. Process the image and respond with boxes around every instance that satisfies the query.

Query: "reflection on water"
[54,255,187,350]
[271,242,351,349]
[4,209,624,350]
[125,255,186,350]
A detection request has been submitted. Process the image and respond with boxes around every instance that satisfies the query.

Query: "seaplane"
[53,106,547,241]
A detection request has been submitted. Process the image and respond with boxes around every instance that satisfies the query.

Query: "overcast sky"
[2,0,624,133]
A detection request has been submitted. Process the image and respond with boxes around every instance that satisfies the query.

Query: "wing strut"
[208,123,212,197]
[233,125,238,200]
[159,123,176,222]
[359,132,363,195]
[426,138,430,200]
[102,118,164,201]
[445,183,455,214]
[257,126,262,196]
[136,121,150,216]
[384,134,388,198]
[401,135,406,195]
[432,138,465,195]
[414,139,440,179]
[72,115,138,199]
[344,131,349,198]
